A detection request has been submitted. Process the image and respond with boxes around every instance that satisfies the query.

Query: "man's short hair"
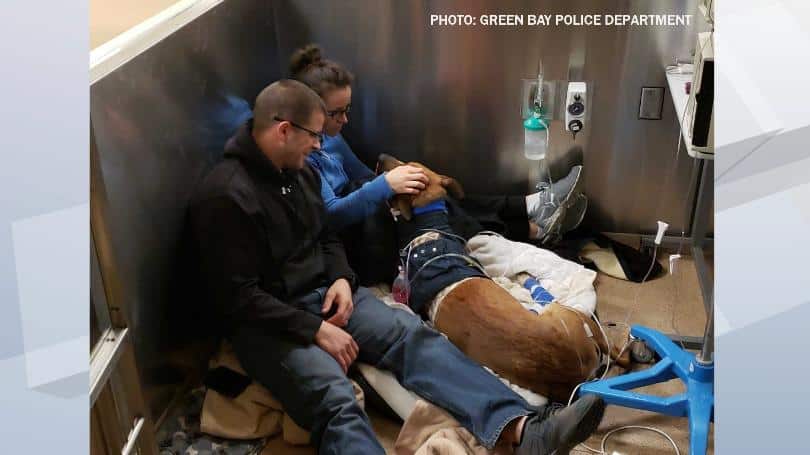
[253,79,326,132]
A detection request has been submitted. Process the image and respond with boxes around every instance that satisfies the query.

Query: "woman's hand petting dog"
[384,165,429,195]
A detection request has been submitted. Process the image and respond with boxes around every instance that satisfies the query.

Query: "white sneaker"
[531,165,583,242]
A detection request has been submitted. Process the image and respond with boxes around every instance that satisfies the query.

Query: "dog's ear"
[377,154,404,173]
[390,195,413,221]
[440,175,465,200]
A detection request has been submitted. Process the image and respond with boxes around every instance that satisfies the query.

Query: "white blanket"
[466,234,598,315]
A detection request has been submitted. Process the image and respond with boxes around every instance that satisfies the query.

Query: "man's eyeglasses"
[273,116,324,142]
[327,104,351,118]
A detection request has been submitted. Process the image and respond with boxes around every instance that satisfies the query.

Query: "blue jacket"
[307,134,393,230]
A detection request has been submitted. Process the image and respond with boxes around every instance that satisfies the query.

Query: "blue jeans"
[230,286,531,454]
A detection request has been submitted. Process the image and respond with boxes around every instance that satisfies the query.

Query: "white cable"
[475,230,505,238]
[669,258,688,350]
[409,252,488,285]
[621,244,659,328]
[592,311,611,381]
[565,383,609,455]
[574,425,682,454]
[600,425,681,455]
[557,305,612,381]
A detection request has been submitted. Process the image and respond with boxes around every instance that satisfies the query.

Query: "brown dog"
[379,154,619,402]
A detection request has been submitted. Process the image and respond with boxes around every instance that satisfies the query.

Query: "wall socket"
[639,86,665,120]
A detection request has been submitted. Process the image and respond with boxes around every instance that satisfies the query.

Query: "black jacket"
[188,120,357,344]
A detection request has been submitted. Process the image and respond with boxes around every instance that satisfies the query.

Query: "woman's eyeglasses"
[327,104,351,118]
[273,116,324,142]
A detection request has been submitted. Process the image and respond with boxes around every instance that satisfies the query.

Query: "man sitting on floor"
[187,79,605,455]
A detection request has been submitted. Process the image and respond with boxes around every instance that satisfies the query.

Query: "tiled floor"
[263,247,714,454]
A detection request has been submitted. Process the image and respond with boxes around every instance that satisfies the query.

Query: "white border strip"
[89,328,128,406]
[90,0,224,85]
[121,417,145,455]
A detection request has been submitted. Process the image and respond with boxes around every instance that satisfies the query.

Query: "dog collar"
[413,200,447,216]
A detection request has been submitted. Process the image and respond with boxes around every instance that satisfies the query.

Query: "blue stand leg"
[579,325,714,454]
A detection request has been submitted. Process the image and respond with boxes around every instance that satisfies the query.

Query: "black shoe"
[514,394,605,455]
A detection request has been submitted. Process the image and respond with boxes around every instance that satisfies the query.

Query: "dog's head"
[377,154,464,220]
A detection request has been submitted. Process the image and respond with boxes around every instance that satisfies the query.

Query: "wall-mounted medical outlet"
[565,82,587,139]
[639,86,665,120]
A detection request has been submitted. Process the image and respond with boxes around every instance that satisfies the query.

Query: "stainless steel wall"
[90,0,280,421]
[272,0,709,234]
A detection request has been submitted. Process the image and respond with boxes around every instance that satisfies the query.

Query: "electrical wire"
[409,252,488,285]
[600,426,681,455]
[574,425,681,454]
[556,304,612,382]
[668,254,688,350]
[620,244,659,330]
[474,230,505,238]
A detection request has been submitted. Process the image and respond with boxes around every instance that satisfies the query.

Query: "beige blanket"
[200,341,364,446]
[395,400,512,455]
[202,343,519,454]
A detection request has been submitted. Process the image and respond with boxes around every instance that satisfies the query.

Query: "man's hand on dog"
[385,165,428,195]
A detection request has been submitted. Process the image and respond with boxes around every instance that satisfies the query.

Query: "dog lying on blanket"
[378,154,622,403]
